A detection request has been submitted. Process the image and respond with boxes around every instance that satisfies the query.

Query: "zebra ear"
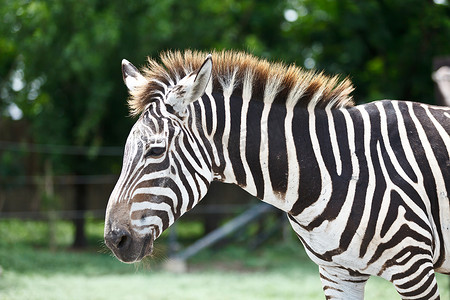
[189,54,213,102]
[122,59,148,91]
[166,54,212,116]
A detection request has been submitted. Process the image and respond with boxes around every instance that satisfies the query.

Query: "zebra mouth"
[137,232,154,261]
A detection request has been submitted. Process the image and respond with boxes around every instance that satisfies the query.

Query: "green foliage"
[1,0,449,176]
[0,219,87,249]
[281,0,450,102]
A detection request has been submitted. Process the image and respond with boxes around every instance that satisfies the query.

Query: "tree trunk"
[72,182,87,248]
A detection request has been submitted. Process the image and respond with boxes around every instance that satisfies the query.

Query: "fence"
[0,139,282,253]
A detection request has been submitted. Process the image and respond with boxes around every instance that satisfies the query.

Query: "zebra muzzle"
[104,224,154,263]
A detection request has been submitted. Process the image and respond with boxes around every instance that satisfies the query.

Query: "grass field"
[0,219,448,299]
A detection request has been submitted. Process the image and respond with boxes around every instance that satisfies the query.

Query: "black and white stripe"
[106,53,449,299]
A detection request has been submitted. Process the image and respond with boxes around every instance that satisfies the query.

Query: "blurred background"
[0,0,449,299]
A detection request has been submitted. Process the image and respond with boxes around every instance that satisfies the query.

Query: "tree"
[279,0,450,103]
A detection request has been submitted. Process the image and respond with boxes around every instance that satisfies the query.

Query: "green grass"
[0,219,448,300]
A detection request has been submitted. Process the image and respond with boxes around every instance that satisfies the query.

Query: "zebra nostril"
[106,228,132,250]
[117,234,129,249]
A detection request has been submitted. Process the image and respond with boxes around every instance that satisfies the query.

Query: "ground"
[0,219,448,299]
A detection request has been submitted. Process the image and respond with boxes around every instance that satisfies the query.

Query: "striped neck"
[193,89,343,213]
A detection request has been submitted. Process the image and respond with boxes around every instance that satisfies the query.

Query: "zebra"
[104,50,450,299]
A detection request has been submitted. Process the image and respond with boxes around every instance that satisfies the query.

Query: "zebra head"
[104,55,213,263]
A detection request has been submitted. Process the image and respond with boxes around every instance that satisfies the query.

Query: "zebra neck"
[200,92,356,213]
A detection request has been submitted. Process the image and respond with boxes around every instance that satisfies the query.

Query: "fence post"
[164,203,274,272]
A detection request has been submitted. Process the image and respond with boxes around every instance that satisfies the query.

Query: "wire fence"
[0,204,253,220]
[0,140,123,156]
[0,139,268,246]
[0,139,123,216]
[2,174,118,185]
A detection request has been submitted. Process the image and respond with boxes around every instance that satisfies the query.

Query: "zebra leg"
[319,265,370,300]
[389,262,441,300]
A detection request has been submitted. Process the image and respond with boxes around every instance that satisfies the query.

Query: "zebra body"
[104,51,450,299]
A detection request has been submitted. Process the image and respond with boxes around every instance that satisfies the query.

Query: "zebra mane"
[128,50,355,116]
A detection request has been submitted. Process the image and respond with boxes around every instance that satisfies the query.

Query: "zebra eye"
[144,146,166,159]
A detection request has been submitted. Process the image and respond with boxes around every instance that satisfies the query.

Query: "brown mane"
[128,50,354,116]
